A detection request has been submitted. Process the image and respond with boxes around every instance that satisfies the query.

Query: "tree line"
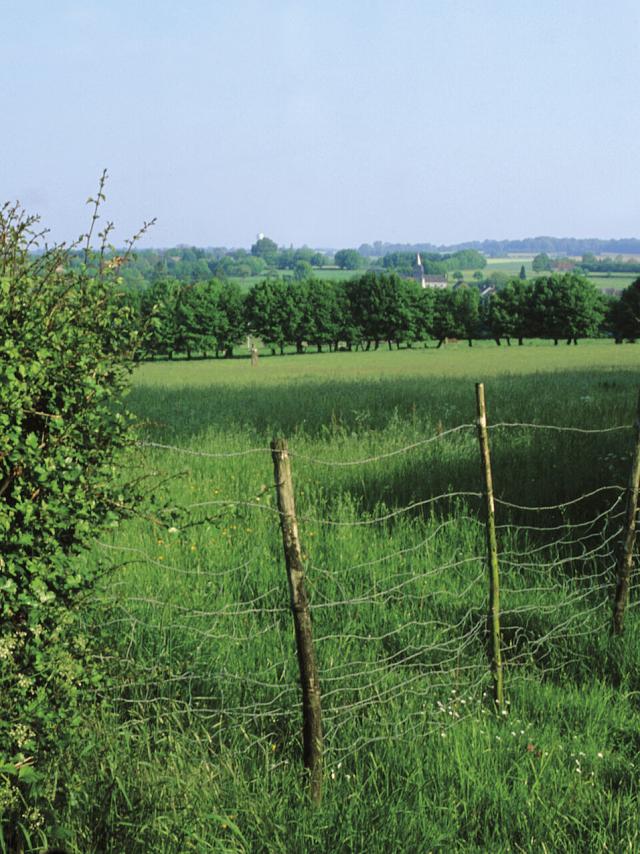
[359,237,640,257]
[126,272,640,359]
[382,249,486,275]
[531,252,640,275]
[69,242,333,289]
[73,239,488,289]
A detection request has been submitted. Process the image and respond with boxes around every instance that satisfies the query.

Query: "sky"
[2,0,639,249]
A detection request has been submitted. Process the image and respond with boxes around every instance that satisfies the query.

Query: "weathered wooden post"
[271,438,323,804]
[475,383,504,709]
[612,389,640,635]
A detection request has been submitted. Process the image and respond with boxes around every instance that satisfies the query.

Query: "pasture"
[587,272,638,291]
[61,342,640,852]
[229,257,637,292]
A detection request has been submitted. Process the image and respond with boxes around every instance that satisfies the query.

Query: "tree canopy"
[334,249,364,270]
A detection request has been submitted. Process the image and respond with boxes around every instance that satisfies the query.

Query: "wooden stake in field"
[612,389,640,635]
[271,438,323,804]
[475,383,504,709]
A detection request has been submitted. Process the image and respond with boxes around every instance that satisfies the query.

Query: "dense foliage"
[531,252,640,276]
[74,241,488,289]
[0,202,140,846]
[358,236,640,257]
[382,249,486,275]
[609,279,640,341]
[128,270,635,359]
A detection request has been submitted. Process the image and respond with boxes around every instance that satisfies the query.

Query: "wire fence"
[91,384,640,801]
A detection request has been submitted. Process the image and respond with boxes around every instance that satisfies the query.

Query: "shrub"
[0,188,145,847]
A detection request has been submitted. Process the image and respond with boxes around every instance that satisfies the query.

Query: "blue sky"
[2,1,639,248]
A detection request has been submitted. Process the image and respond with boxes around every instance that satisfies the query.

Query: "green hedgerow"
[0,188,147,849]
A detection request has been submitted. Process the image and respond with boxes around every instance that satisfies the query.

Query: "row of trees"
[531,252,640,275]
[382,249,486,275]
[358,237,640,257]
[77,239,492,290]
[130,273,640,359]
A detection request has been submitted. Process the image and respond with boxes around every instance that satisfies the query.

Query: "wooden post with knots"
[271,437,323,804]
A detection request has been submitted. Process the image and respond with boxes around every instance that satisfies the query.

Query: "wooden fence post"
[612,389,640,635]
[271,437,323,804]
[475,383,504,709]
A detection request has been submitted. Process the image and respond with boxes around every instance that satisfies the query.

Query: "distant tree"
[245,278,301,354]
[421,256,448,275]
[448,249,486,270]
[216,281,246,357]
[411,286,436,344]
[329,281,360,350]
[334,248,364,270]
[382,251,416,274]
[198,279,227,356]
[276,247,296,269]
[214,254,268,278]
[174,283,209,358]
[186,258,213,282]
[532,252,553,273]
[473,271,484,281]
[431,290,462,346]
[151,257,169,283]
[487,279,533,345]
[529,273,604,344]
[487,271,510,288]
[564,277,604,343]
[140,278,181,358]
[297,279,341,352]
[452,271,464,282]
[453,286,481,346]
[213,255,236,278]
[347,272,413,349]
[430,287,480,347]
[611,278,640,341]
[250,236,279,264]
[293,247,315,265]
[482,270,511,290]
[381,249,486,274]
[519,265,527,280]
[293,259,313,281]
[358,243,374,256]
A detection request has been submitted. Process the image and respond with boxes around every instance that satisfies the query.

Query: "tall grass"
[43,342,640,852]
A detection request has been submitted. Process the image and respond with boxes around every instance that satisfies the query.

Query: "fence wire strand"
[90,412,639,762]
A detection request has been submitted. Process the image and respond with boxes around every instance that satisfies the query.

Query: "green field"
[56,342,640,852]
[230,259,637,293]
[587,272,638,292]
[484,258,634,291]
[485,255,536,273]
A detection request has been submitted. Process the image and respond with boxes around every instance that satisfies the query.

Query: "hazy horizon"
[87,234,640,253]
[3,1,639,249]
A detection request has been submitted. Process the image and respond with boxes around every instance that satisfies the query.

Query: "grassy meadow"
[480,258,636,292]
[53,341,640,853]
[228,258,637,293]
